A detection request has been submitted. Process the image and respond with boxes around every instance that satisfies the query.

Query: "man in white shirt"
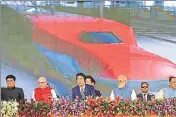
[110,75,137,101]
[32,77,57,101]
[137,82,155,101]
[156,76,176,99]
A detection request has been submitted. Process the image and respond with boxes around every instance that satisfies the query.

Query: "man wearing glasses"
[1,75,24,101]
[32,77,57,101]
[137,82,155,101]
[157,76,176,99]
[110,75,137,101]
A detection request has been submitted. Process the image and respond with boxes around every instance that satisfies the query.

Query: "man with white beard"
[110,75,137,101]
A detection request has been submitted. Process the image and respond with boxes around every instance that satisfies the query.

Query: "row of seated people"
[1,74,176,102]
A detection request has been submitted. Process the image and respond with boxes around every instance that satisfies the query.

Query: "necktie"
[81,88,85,100]
[143,94,146,101]
[81,88,84,94]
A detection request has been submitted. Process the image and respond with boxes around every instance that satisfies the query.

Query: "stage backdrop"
[1,1,176,99]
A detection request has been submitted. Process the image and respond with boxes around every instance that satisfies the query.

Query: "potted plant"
[18,99,53,117]
[1,100,19,117]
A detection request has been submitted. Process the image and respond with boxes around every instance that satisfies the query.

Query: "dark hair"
[169,76,176,82]
[86,75,96,84]
[76,73,86,81]
[141,82,149,87]
[6,75,16,81]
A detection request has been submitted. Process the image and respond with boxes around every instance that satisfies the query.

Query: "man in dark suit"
[72,73,96,101]
[137,82,155,101]
[1,75,24,101]
[86,75,102,97]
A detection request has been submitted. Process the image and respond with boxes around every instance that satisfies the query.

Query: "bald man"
[32,77,57,101]
[110,75,137,101]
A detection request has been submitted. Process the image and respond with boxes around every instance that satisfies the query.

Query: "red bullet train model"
[28,14,176,81]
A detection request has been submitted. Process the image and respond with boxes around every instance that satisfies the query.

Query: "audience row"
[1,74,176,102]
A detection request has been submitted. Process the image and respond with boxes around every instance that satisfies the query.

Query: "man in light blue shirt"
[157,76,176,99]
[110,75,137,101]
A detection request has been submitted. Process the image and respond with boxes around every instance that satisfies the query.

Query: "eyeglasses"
[38,82,46,84]
[117,80,123,83]
[141,86,148,88]
[171,81,176,84]
[7,80,14,82]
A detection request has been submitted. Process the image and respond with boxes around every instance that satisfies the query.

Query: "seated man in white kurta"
[32,77,57,101]
[110,75,137,101]
[156,76,176,99]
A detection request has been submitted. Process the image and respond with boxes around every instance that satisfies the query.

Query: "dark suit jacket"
[137,93,155,101]
[1,87,24,101]
[95,89,102,97]
[72,84,96,101]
